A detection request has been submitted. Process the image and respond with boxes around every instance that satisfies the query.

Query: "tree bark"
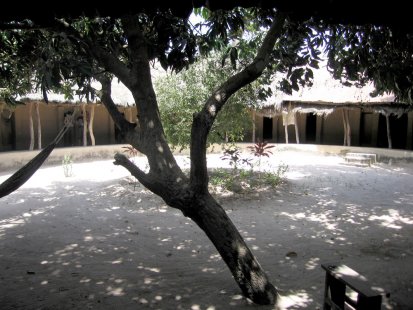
[113,153,277,305]
[188,193,277,305]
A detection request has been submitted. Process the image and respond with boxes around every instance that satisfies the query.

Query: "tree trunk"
[88,104,96,146]
[82,103,87,146]
[114,151,278,305]
[35,102,42,149]
[28,102,34,151]
[188,193,277,305]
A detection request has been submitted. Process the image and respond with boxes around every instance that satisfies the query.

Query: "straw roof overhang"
[12,79,136,107]
[285,101,412,116]
[257,100,413,118]
[256,64,413,118]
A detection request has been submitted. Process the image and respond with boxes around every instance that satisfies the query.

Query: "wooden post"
[343,109,351,146]
[294,113,300,144]
[28,102,34,150]
[88,103,96,146]
[385,114,392,149]
[35,102,42,150]
[127,107,133,122]
[316,116,323,144]
[82,103,87,146]
[346,110,351,146]
[284,125,289,144]
[342,109,347,146]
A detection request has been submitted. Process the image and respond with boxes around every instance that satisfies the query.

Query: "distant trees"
[155,52,258,149]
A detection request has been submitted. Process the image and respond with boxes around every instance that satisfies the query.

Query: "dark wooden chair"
[321,263,382,310]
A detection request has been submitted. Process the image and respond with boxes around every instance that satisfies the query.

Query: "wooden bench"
[344,153,377,167]
[321,263,382,310]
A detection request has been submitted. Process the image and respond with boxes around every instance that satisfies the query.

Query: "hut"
[251,66,413,150]
[0,80,138,151]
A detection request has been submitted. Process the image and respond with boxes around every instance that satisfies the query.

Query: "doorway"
[263,117,273,141]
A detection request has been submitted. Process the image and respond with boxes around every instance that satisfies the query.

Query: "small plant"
[220,147,252,172]
[247,141,275,177]
[209,168,233,188]
[122,145,139,158]
[262,164,289,188]
[62,154,73,177]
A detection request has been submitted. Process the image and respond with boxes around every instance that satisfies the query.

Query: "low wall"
[1,143,412,173]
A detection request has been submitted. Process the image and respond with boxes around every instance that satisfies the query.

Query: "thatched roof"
[258,64,412,117]
[15,65,166,106]
[18,79,135,106]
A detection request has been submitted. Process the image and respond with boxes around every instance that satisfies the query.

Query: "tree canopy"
[1,3,412,103]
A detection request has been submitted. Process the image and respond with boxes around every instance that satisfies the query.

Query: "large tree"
[1,1,412,305]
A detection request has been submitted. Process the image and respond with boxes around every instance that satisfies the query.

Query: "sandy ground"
[0,150,412,310]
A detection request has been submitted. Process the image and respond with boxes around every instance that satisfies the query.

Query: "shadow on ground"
[0,161,412,309]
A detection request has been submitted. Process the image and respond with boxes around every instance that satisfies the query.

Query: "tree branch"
[119,16,185,178]
[113,153,156,190]
[96,75,136,135]
[113,153,190,209]
[89,44,134,89]
[120,16,158,107]
[53,18,132,87]
[190,12,286,193]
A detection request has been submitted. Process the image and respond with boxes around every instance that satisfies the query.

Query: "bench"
[321,263,382,310]
[344,153,377,166]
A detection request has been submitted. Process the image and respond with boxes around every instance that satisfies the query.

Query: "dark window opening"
[306,113,317,143]
[377,114,408,149]
[263,117,273,141]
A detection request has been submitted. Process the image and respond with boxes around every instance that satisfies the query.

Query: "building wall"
[0,106,14,151]
[252,108,413,150]
[2,102,413,151]
[1,102,138,151]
